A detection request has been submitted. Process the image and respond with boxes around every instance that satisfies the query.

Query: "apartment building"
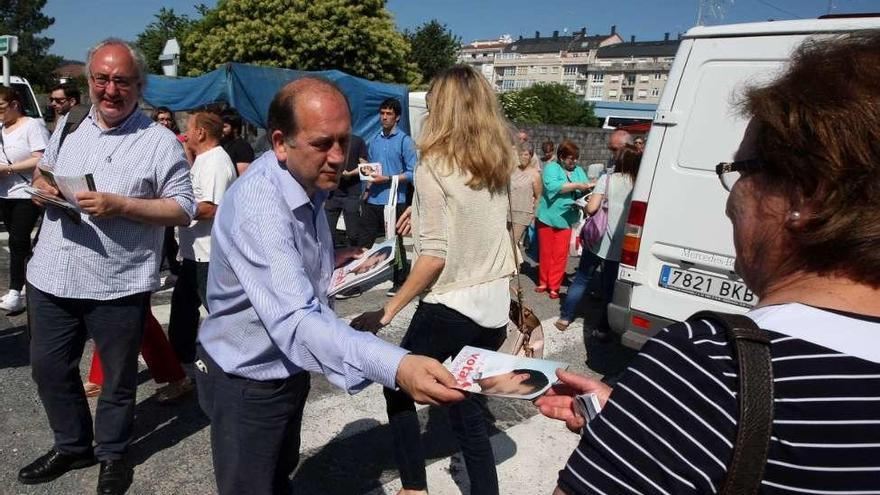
[587,35,681,103]
[492,26,623,96]
[456,35,512,86]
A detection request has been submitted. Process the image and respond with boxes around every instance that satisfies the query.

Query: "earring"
[788,211,801,221]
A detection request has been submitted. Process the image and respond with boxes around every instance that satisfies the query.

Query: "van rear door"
[620,33,806,340]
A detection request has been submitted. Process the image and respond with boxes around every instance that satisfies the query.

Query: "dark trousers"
[27,284,149,460]
[384,302,506,494]
[195,346,311,495]
[360,202,409,286]
[0,199,41,290]
[324,200,364,248]
[168,259,208,364]
[162,227,181,275]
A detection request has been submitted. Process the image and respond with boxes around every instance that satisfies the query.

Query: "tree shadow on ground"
[292,396,516,494]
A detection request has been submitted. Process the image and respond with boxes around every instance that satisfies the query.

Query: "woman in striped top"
[535,31,880,494]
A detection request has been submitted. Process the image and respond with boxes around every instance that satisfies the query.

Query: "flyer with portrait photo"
[358,162,382,182]
[446,346,568,400]
[327,238,396,297]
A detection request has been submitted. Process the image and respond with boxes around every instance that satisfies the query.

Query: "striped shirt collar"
[264,151,327,212]
[86,104,148,134]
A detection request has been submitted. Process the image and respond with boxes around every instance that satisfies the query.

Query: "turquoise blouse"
[536,161,588,229]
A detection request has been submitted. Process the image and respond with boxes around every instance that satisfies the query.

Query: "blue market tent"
[143,62,410,138]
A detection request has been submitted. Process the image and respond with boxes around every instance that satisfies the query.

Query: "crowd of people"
[4,30,878,495]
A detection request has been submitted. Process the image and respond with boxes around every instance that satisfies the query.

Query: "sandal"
[549,290,560,300]
[83,382,102,398]
[534,285,548,293]
[554,319,570,331]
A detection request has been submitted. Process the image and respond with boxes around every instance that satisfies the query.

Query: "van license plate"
[659,265,756,308]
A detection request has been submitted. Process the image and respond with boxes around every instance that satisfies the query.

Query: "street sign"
[0,36,19,56]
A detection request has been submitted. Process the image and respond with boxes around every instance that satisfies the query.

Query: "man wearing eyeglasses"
[47,83,80,131]
[19,38,194,495]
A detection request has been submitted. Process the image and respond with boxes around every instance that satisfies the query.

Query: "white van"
[5,76,44,123]
[407,91,428,141]
[608,16,880,350]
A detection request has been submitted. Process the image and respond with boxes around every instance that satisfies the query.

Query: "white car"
[5,75,44,124]
[608,15,880,349]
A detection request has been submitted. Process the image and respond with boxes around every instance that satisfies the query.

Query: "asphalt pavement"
[0,232,638,494]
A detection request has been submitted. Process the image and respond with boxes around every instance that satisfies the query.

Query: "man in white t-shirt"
[168,111,236,368]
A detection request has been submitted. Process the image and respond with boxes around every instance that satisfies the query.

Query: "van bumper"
[608,280,675,350]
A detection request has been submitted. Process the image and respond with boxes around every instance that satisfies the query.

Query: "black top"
[326,134,367,209]
[221,137,255,174]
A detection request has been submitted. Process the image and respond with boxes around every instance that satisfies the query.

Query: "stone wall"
[518,124,613,168]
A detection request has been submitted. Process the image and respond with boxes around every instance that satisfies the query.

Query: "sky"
[44,0,880,62]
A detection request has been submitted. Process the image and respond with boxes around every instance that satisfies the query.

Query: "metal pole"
[696,0,705,25]
[2,56,9,87]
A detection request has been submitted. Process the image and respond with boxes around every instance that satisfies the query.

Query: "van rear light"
[620,200,647,267]
[632,315,651,329]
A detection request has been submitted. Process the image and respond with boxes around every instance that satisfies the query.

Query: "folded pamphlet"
[39,168,96,207]
[446,346,568,400]
[328,238,396,296]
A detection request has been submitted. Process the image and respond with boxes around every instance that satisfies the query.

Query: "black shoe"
[386,285,400,297]
[97,459,133,495]
[18,448,97,485]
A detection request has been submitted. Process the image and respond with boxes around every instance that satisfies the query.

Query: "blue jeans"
[560,250,620,326]
[383,302,506,494]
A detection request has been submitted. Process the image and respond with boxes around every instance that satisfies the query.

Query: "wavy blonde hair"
[417,65,517,192]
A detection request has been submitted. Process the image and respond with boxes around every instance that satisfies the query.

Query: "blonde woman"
[352,65,517,495]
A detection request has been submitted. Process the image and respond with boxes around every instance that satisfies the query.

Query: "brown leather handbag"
[498,184,545,358]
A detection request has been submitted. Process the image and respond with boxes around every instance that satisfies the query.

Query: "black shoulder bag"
[687,311,774,495]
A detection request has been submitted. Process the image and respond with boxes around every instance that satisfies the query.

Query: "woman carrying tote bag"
[555,146,641,335]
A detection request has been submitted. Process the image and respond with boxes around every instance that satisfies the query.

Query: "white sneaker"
[0,290,24,312]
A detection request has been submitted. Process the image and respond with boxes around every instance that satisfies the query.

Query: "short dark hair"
[379,97,402,116]
[268,76,349,140]
[541,140,555,153]
[152,106,179,133]
[557,140,580,161]
[513,369,550,394]
[220,108,243,133]
[51,83,80,105]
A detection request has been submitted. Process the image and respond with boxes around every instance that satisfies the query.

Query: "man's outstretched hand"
[395,354,467,406]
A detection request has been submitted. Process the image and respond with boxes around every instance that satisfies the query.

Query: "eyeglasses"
[91,74,135,90]
[716,159,761,191]
[49,97,68,104]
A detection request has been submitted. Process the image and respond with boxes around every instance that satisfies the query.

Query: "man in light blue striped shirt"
[195,77,464,495]
[19,39,194,494]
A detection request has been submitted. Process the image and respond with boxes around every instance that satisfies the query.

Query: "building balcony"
[593,61,672,72]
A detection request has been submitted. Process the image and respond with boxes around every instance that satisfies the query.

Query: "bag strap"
[58,105,90,151]
[505,181,527,326]
[688,310,774,495]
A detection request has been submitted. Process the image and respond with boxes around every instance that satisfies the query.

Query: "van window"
[11,83,41,119]
[677,62,783,171]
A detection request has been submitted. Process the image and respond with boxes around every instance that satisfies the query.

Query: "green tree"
[404,19,460,85]
[499,83,597,127]
[183,0,420,85]
[0,0,62,91]
[134,7,198,75]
